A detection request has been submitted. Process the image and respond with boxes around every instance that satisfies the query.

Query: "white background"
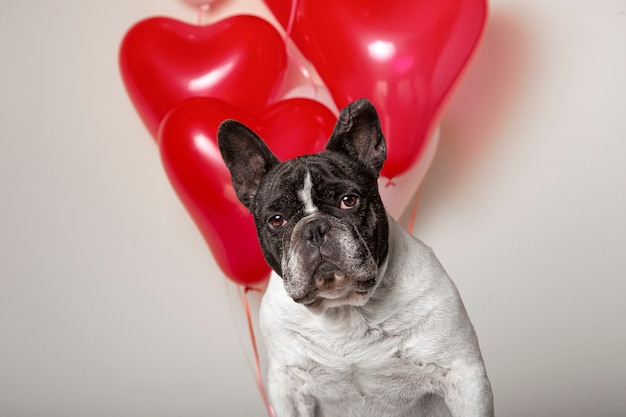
[1,0,625,416]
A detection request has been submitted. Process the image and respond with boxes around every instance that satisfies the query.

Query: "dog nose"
[301,217,332,247]
[314,273,346,291]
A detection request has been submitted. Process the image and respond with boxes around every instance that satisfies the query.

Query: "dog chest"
[266,307,449,410]
[282,345,449,417]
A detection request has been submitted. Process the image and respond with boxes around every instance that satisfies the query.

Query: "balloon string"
[284,0,318,97]
[197,3,210,25]
[285,0,297,39]
[242,286,276,417]
[406,188,422,235]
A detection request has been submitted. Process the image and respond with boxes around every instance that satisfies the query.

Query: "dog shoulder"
[386,218,454,293]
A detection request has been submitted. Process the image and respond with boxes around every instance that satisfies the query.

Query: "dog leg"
[441,363,494,417]
[267,363,316,417]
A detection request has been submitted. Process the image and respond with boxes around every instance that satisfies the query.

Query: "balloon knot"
[385,177,396,187]
[245,286,263,294]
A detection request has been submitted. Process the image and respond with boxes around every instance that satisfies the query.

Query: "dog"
[218,98,493,417]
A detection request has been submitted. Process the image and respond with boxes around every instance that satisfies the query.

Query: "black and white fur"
[218,99,493,417]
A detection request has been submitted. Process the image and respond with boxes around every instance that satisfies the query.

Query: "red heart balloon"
[263,0,487,178]
[158,97,337,286]
[119,15,287,139]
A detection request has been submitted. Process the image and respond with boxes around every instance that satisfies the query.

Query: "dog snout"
[301,217,332,247]
[290,288,317,305]
[314,273,346,291]
[353,277,377,293]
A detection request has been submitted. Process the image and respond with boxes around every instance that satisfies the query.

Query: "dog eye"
[268,214,287,228]
[340,194,359,209]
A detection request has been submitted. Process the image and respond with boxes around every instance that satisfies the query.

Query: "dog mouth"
[353,278,376,294]
[291,274,377,307]
[293,292,318,306]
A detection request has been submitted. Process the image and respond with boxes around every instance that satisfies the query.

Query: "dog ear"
[325,98,386,175]
[218,120,280,211]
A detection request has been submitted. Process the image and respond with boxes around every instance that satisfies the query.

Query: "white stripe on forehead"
[298,171,318,215]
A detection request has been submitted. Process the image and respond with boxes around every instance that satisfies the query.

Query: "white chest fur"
[260,217,492,417]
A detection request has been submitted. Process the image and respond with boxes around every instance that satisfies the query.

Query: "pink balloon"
[264,0,487,179]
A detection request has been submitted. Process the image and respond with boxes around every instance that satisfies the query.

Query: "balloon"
[263,0,487,179]
[378,128,440,220]
[282,83,436,220]
[282,83,338,115]
[119,15,287,139]
[158,97,336,286]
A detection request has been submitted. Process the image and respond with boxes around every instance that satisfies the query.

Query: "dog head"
[218,99,389,310]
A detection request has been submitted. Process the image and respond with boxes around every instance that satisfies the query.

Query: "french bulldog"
[218,98,493,417]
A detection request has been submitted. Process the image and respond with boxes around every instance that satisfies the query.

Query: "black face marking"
[251,152,389,303]
[218,98,390,306]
